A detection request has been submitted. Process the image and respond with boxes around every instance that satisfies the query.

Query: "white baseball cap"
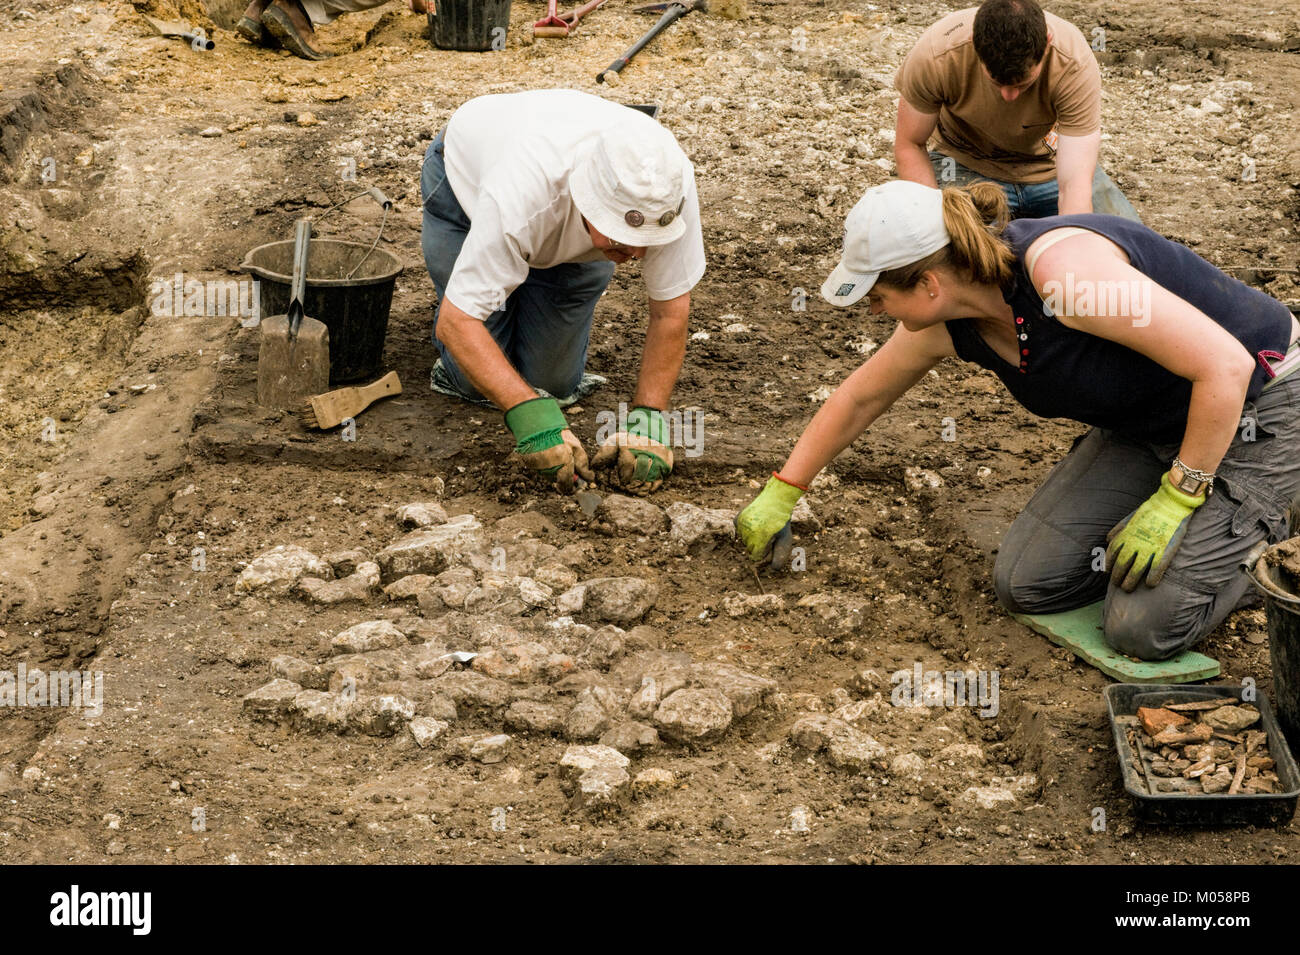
[570,117,689,248]
[821,180,950,307]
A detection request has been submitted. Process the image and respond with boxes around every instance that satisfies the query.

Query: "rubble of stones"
[237,496,785,811]
[1123,700,1284,795]
[783,667,1037,812]
[235,493,1025,813]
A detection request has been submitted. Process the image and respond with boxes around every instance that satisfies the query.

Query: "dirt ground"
[1,0,1298,864]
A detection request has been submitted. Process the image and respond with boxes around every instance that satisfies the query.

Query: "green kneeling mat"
[1010,600,1220,684]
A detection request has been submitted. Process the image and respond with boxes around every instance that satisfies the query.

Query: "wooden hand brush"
[297,371,402,429]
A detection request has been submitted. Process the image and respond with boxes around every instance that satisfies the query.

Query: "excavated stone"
[634,768,676,793]
[582,576,658,623]
[289,690,353,734]
[323,549,368,576]
[664,501,736,553]
[721,593,786,617]
[600,721,660,753]
[597,494,667,536]
[409,717,449,747]
[558,745,631,810]
[270,655,319,687]
[470,734,512,763]
[1204,705,1260,733]
[628,677,659,720]
[374,515,483,582]
[825,725,887,772]
[578,626,626,670]
[349,694,416,736]
[330,619,406,655]
[653,688,733,743]
[473,643,573,683]
[491,511,558,542]
[564,686,620,741]
[790,498,820,532]
[324,648,410,683]
[297,562,380,604]
[555,541,595,569]
[556,584,587,616]
[789,714,886,770]
[464,574,553,614]
[889,752,926,777]
[383,574,437,600]
[329,658,372,694]
[504,699,568,734]
[693,662,777,719]
[397,502,448,528]
[433,670,513,710]
[235,545,332,595]
[425,566,478,611]
[242,679,302,722]
[533,562,579,592]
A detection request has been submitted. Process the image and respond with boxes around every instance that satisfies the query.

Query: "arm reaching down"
[737,319,956,563]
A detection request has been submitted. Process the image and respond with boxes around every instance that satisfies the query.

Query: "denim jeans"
[420,132,616,401]
[992,371,1300,660]
[928,151,1141,221]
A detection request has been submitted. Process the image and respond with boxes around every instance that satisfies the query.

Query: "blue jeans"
[928,151,1141,221]
[420,132,616,401]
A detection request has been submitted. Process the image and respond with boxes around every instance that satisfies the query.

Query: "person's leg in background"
[993,428,1167,615]
[503,260,615,400]
[1015,179,1060,219]
[1104,375,1300,659]
[928,151,1023,217]
[421,132,498,402]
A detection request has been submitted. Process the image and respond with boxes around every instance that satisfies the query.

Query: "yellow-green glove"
[1105,473,1206,592]
[505,397,593,494]
[736,473,805,567]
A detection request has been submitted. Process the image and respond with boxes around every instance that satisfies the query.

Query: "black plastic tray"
[1105,683,1300,826]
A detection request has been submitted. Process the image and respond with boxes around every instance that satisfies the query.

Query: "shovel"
[257,218,330,410]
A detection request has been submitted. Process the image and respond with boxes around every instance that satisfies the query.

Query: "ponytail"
[876,181,1016,292]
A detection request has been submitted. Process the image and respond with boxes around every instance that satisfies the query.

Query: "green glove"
[1105,473,1206,592]
[736,473,805,565]
[591,406,674,493]
[504,397,593,494]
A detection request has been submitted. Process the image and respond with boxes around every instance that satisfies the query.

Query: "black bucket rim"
[1247,541,1300,614]
[240,238,403,288]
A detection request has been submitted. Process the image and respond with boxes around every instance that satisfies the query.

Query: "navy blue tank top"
[943,214,1294,443]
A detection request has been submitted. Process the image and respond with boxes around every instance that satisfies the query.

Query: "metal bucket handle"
[1243,539,1300,608]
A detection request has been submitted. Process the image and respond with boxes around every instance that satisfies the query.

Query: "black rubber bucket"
[429,0,512,51]
[1246,539,1300,753]
[241,239,402,385]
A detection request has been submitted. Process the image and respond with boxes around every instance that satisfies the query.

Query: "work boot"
[262,0,331,60]
[236,0,281,47]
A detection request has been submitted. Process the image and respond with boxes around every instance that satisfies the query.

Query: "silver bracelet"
[1171,456,1216,483]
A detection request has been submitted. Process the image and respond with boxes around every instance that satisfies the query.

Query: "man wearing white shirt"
[421,90,706,496]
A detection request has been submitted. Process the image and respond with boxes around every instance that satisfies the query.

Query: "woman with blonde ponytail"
[736,179,1300,661]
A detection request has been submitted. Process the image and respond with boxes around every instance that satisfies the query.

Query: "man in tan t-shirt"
[894,0,1138,220]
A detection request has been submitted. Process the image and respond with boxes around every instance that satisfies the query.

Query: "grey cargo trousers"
[993,371,1300,660]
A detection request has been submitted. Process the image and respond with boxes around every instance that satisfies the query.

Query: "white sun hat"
[821,180,950,307]
[570,117,689,248]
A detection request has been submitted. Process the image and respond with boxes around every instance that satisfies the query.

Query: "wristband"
[504,397,567,454]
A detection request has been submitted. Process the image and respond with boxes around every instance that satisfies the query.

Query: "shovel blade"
[257,313,330,410]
